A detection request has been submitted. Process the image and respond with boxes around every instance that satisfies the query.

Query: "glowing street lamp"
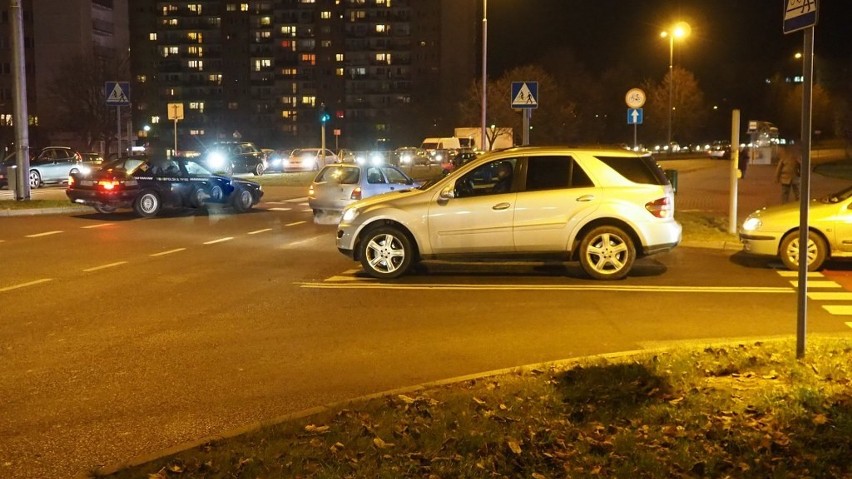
[660,22,690,148]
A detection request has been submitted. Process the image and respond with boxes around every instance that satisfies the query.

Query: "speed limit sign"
[625,88,646,109]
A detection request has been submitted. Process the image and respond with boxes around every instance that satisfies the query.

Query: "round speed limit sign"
[625,88,646,108]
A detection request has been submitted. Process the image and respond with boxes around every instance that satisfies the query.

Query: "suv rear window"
[595,155,668,185]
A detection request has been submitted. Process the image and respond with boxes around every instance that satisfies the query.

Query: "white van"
[420,137,461,164]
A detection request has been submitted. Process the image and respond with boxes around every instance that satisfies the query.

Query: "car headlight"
[742,217,762,232]
[207,151,226,168]
[79,165,91,175]
[342,207,360,223]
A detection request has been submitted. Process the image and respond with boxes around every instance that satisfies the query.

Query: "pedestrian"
[775,144,801,204]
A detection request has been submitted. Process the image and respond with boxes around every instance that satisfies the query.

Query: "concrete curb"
[0,206,89,217]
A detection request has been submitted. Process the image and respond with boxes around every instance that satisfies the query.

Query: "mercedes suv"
[336,146,681,280]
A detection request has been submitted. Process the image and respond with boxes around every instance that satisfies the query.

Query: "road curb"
[0,206,89,217]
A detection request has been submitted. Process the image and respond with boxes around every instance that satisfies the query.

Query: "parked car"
[440,149,479,174]
[308,163,421,218]
[202,141,267,176]
[336,146,681,280]
[28,146,101,188]
[392,147,429,167]
[739,185,852,271]
[285,148,338,171]
[66,155,263,217]
[0,149,37,188]
[336,148,357,164]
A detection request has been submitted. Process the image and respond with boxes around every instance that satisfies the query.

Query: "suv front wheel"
[359,226,413,279]
[578,225,635,280]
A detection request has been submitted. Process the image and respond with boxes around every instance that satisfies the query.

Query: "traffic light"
[319,103,331,124]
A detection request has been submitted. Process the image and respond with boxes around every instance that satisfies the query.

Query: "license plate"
[80,180,93,186]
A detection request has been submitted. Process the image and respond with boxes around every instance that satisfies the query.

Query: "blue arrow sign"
[511,81,538,109]
[105,81,130,106]
[627,108,643,125]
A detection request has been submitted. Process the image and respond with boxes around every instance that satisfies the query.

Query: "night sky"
[488,1,850,106]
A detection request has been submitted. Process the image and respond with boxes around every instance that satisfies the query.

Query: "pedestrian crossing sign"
[511,81,538,109]
[105,81,130,106]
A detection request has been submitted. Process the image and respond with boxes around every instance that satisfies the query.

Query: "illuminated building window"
[188,102,205,112]
[188,60,204,71]
[148,32,157,41]
[335,53,344,62]
[161,46,178,57]
[376,25,387,33]
[136,74,147,83]
[260,16,271,26]
[226,3,236,11]
[254,59,272,71]
[187,32,203,42]
[375,53,391,64]
[188,3,202,14]
[228,102,239,110]
[321,11,331,19]
[151,116,160,124]
[300,53,316,65]
[301,96,316,107]
[280,26,295,36]
[335,68,344,76]
[240,3,248,11]
[208,74,222,83]
[281,68,297,76]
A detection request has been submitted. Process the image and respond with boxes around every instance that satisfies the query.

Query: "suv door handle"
[576,195,595,202]
[492,202,511,210]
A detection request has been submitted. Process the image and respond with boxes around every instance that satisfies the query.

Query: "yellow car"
[739,185,852,270]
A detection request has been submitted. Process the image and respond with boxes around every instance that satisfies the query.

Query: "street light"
[660,21,690,149]
[480,0,487,151]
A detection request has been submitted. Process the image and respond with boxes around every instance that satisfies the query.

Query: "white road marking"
[81,223,114,229]
[265,201,286,204]
[270,207,292,211]
[285,221,306,227]
[846,322,852,329]
[776,271,823,278]
[285,197,308,203]
[248,228,272,235]
[807,292,852,301]
[822,305,852,316]
[203,237,234,245]
[299,282,795,293]
[789,280,841,288]
[83,261,128,272]
[150,248,186,257]
[25,230,63,238]
[0,278,53,292]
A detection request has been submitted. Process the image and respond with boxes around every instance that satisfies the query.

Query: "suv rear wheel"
[359,226,412,279]
[579,225,635,280]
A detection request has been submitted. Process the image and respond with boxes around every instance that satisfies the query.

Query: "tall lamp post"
[480,0,487,151]
[660,22,690,149]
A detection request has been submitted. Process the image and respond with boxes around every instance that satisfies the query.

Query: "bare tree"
[642,66,707,144]
[42,53,129,152]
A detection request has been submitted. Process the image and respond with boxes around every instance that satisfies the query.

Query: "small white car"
[285,148,338,172]
[337,146,682,280]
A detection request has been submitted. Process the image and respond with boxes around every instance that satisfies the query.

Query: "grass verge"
[101,337,851,478]
[677,210,739,244]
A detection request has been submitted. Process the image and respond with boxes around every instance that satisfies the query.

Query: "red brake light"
[350,187,362,200]
[98,180,120,191]
[645,197,673,218]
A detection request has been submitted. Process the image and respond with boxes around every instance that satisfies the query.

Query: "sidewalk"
[662,158,851,221]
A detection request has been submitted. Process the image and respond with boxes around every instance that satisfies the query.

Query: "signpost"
[511,81,538,145]
[783,0,818,359]
[167,102,184,154]
[105,81,130,157]
[625,88,646,149]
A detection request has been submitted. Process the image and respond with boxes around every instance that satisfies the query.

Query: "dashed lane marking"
[270,207,292,212]
[298,282,794,293]
[81,223,114,229]
[776,271,823,278]
[25,230,63,238]
[0,278,52,292]
[285,221,306,227]
[203,237,234,245]
[807,292,852,301]
[285,197,308,203]
[248,228,272,235]
[150,248,186,257]
[83,261,128,272]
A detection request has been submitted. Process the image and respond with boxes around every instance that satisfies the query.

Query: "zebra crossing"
[777,270,852,329]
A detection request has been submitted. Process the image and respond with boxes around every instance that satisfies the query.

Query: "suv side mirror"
[439,186,454,200]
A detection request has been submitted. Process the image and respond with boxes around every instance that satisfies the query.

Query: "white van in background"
[420,137,461,164]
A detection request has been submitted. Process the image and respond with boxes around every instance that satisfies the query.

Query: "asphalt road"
[1,190,851,478]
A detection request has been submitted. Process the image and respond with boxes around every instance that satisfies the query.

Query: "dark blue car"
[66,155,263,217]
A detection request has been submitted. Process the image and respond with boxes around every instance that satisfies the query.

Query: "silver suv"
[336,146,681,280]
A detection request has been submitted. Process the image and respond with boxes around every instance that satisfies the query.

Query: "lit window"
[136,74,147,83]
[151,116,160,124]
[254,59,272,71]
[260,16,271,26]
[300,53,316,65]
[376,25,387,33]
[280,26,295,36]
[335,68,344,76]
[240,3,248,11]
[188,60,204,71]
[188,102,205,112]
[301,96,317,107]
[321,11,331,19]
[208,74,222,83]
[148,32,157,41]
[188,4,202,14]
[335,53,344,62]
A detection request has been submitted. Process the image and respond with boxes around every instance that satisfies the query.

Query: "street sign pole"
[796,25,815,359]
[729,109,740,234]
[116,105,121,158]
[522,109,530,146]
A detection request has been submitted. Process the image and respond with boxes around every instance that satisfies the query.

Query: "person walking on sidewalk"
[775,144,801,204]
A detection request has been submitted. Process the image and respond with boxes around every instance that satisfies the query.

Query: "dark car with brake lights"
[66,155,263,217]
[202,141,267,176]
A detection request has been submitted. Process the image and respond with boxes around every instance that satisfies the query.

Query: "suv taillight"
[645,197,673,218]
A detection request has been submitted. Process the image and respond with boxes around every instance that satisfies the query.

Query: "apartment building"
[130,0,476,152]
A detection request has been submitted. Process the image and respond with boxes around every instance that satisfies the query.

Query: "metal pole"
[116,105,121,157]
[728,109,740,234]
[667,35,673,149]
[480,0,487,151]
[796,26,815,360]
[11,0,30,200]
[522,109,530,146]
[173,119,178,154]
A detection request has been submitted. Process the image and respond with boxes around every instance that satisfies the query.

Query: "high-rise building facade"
[130,0,476,152]
[0,0,129,151]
